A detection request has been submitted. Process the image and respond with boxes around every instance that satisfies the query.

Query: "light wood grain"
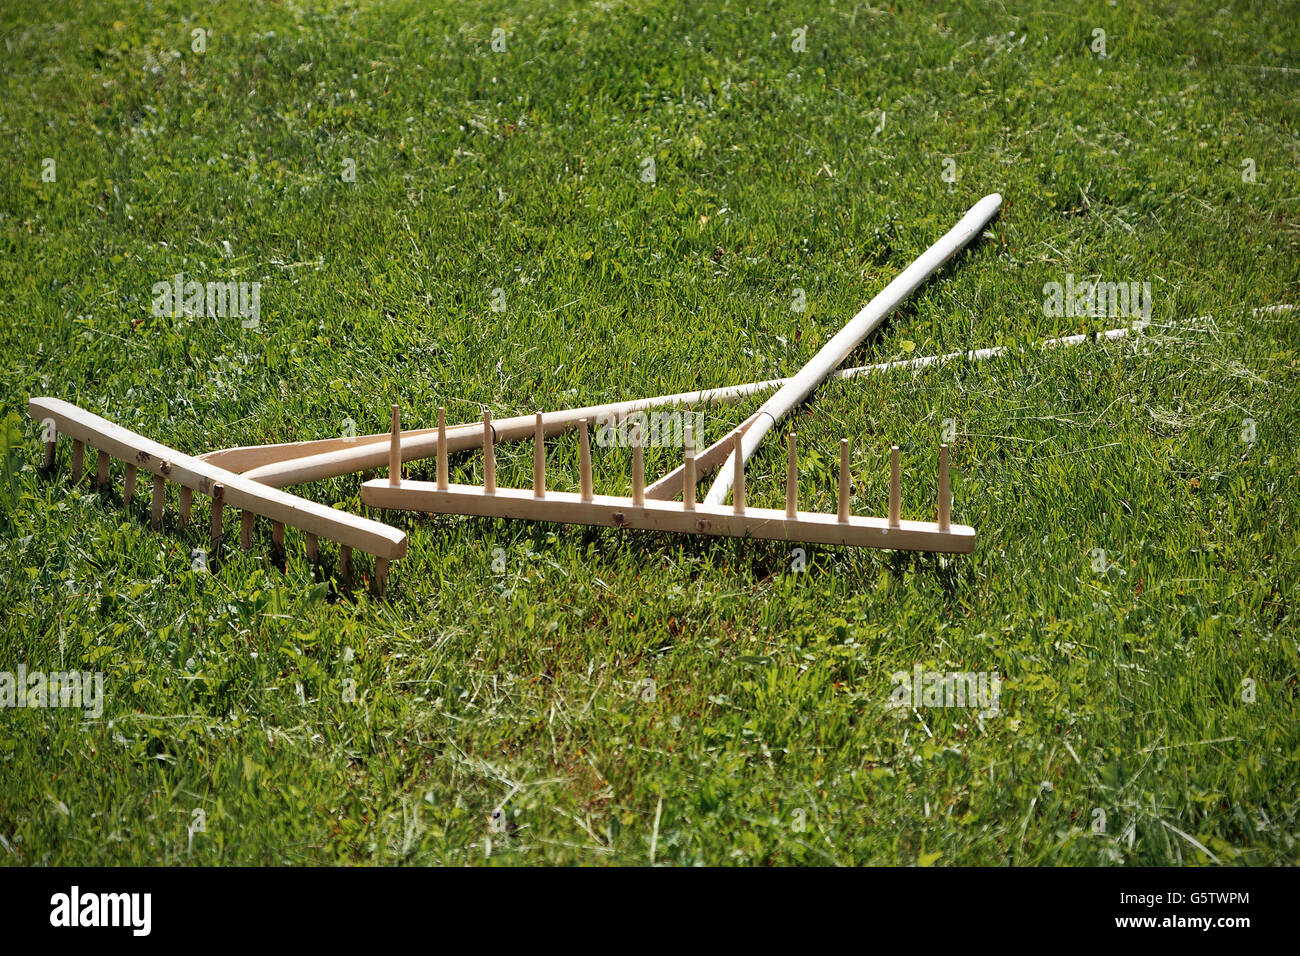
[483,409,496,494]
[179,486,193,528]
[631,425,644,506]
[211,482,225,552]
[938,444,950,531]
[362,480,977,554]
[785,432,798,518]
[42,420,56,468]
[703,193,1003,506]
[578,418,593,502]
[683,425,696,511]
[201,318,1127,487]
[888,445,901,528]
[389,405,401,486]
[732,437,745,515]
[436,406,448,491]
[837,438,850,523]
[533,412,545,498]
[124,463,137,507]
[30,397,407,559]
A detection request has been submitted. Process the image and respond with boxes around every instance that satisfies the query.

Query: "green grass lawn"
[1,0,1296,865]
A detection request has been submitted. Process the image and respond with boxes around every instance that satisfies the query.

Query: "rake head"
[30,397,406,594]
[360,406,974,554]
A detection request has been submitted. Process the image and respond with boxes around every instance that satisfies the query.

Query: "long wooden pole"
[217,317,1152,493]
[702,193,1002,505]
[227,321,1150,490]
[219,320,1129,473]
[229,322,1143,489]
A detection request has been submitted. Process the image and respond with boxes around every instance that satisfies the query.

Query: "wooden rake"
[359,194,1003,555]
[30,193,1003,592]
[29,397,407,594]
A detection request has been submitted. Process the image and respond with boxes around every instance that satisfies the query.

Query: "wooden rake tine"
[30,398,406,595]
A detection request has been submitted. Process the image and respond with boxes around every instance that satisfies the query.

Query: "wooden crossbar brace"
[30,397,406,592]
[360,470,973,554]
[363,399,972,554]
[644,410,763,500]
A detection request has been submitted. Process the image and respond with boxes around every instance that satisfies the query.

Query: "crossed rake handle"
[33,193,1026,590]
[30,318,1134,592]
[356,195,1004,554]
[203,320,1137,493]
[203,194,1006,496]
